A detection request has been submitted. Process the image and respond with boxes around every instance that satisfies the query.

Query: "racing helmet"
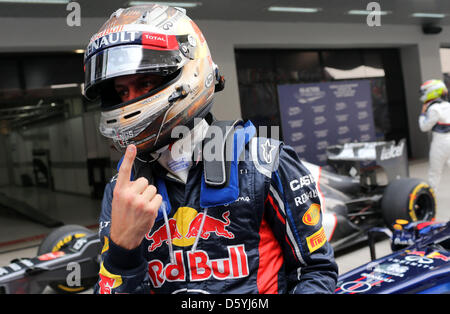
[83,5,224,154]
[419,79,448,103]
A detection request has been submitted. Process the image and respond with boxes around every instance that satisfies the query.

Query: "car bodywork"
[335,220,450,294]
[303,139,435,252]
[0,233,100,294]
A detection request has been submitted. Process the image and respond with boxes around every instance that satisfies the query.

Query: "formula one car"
[304,139,436,252]
[335,220,450,294]
[0,225,101,294]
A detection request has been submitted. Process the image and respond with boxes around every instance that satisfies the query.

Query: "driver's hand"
[110,144,162,250]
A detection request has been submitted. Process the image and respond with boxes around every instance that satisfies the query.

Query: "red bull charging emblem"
[145,207,235,251]
[144,207,248,287]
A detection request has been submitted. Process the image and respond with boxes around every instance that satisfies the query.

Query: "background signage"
[277,80,376,165]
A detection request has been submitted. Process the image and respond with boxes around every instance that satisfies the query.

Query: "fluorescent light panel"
[50,83,78,89]
[268,6,320,13]
[128,1,200,7]
[348,10,389,15]
[412,13,445,18]
[0,0,69,3]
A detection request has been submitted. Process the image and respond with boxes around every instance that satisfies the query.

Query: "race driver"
[84,4,338,294]
[419,79,450,193]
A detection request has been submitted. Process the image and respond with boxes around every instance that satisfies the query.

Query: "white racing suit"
[418,99,450,192]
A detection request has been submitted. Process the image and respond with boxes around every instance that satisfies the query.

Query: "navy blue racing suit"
[94,121,338,294]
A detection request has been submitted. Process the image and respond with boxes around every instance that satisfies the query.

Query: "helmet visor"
[84,45,186,99]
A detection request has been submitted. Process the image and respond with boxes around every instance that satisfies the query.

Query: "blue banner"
[277,80,375,165]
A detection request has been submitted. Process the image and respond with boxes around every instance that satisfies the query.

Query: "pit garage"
[0,0,449,296]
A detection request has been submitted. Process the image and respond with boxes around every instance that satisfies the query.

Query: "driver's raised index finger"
[117,144,136,188]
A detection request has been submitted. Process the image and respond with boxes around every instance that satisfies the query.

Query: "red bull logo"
[98,263,123,294]
[186,211,235,240]
[145,208,246,287]
[406,250,449,263]
[145,208,235,252]
[145,219,182,252]
[424,251,449,262]
[148,245,249,287]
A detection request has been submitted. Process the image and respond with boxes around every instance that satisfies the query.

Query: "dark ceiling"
[1,0,450,25]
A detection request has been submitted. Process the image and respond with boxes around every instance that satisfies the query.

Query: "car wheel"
[37,224,98,294]
[381,178,436,229]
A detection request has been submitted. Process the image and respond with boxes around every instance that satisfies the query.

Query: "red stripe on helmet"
[142,32,179,50]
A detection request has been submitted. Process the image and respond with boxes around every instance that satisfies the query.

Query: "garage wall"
[48,116,90,195]
[5,112,114,194]
[0,16,448,160]
[83,111,110,160]
[6,116,88,194]
[9,128,44,187]
[0,134,13,186]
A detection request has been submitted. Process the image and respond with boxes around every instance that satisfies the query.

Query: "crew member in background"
[419,79,450,193]
[83,4,338,294]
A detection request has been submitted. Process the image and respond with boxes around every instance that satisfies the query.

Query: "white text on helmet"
[86,31,138,59]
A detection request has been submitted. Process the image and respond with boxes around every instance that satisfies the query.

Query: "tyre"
[381,178,436,229]
[37,224,98,294]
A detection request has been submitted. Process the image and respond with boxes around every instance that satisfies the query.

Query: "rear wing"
[326,138,409,184]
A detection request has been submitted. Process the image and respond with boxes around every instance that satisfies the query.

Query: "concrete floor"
[0,158,448,294]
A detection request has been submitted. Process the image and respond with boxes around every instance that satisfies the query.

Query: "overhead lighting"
[74,49,85,54]
[50,83,78,89]
[267,6,321,13]
[0,0,69,3]
[325,66,385,80]
[348,9,390,15]
[128,1,201,8]
[412,13,445,18]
